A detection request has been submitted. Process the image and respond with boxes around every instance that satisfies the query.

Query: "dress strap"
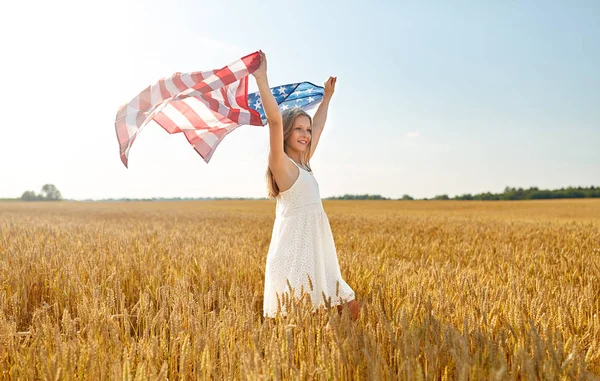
[287,156,300,168]
[288,156,311,172]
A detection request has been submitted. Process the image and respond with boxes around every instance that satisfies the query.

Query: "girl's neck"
[287,150,303,165]
[287,151,310,171]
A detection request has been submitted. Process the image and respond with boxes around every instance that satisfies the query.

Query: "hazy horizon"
[1,0,598,200]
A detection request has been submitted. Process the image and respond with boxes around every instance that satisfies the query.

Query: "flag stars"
[247,82,324,114]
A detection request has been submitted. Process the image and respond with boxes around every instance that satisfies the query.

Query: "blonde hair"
[266,108,313,198]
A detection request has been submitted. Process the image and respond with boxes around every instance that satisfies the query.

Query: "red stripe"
[138,86,152,112]
[172,73,188,92]
[240,52,263,124]
[191,72,205,85]
[193,59,247,94]
[121,134,139,167]
[116,52,264,168]
[116,103,128,120]
[188,127,231,163]
[158,79,171,100]
[115,119,129,150]
[191,134,211,157]
[235,77,248,109]
[201,93,223,117]
[227,109,241,124]
[218,87,236,125]
[242,51,261,74]
[120,152,129,168]
[212,128,228,139]
[216,66,236,88]
[195,82,212,94]
[153,112,181,133]
[135,112,147,128]
[183,130,202,146]
[221,87,231,108]
[235,76,262,125]
[196,93,238,127]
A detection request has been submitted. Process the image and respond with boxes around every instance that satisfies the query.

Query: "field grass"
[1,199,599,380]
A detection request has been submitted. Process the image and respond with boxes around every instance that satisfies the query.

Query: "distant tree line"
[86,197,267,202]
[325,186,600,201]
[12,185,599,202]
[113,187,596,201]
[427,186,600,201]
[21,184,62,201]
[325,194,390,200]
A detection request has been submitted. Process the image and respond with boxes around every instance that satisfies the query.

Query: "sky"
[1,0,598,200]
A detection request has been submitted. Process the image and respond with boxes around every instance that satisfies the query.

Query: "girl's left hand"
[324,76,336,98]
[252,50,268,79]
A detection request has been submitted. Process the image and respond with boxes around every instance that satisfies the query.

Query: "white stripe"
[184,98,232,129]
[189,130,216,147]
[180,73,195,88]
[187,129,217,148]
[127,103,139,117]
[178,88,195,98]
[182,90,232,125]
[164,77,180,97]
[225,79,251,125]
[202,73,224,91]
[150,82,163,105]
[225,80,242,109]
[228,59,249,79]
[209,86,232,118]
[125,113,140,138]
[198,131,219,147]
[211,86,226,103]
[160,104,194,131]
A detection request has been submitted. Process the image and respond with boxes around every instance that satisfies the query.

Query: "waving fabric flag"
[115,51,324,167]
[248,82,325,125]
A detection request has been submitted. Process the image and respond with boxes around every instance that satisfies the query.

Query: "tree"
[40,184,62,201]
[20,185,63,201]
[455,193,474,200]
[401,194,414,200]
[21,190,40,201]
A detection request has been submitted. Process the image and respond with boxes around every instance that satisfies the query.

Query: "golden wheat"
[0,199,599,380]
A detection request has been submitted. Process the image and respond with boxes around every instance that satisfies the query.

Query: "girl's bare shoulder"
[269,153,299,193]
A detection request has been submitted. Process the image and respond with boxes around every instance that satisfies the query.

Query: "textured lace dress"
[263,155,355,318]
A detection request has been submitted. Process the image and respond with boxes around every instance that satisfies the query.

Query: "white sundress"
[263,155,355,318]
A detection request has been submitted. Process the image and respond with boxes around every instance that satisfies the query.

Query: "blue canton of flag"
[247,82,325,125]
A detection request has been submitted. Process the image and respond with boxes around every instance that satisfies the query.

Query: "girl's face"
[287,115,312,152]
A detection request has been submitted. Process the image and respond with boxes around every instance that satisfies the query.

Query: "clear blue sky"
[1,0,598,199]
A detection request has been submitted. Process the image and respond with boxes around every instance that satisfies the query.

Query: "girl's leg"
[336,299,360,321]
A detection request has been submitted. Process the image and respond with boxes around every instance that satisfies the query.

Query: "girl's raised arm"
[308,76,336,160]
[252,51,284,160]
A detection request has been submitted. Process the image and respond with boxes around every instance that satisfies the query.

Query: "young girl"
[252,50,360,321]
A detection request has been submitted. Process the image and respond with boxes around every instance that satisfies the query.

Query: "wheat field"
[0,199,599,380]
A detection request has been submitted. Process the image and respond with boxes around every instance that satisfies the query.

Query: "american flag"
[248,81,325,125]
[115,51,324,167]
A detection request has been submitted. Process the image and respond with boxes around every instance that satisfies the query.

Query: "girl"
[253,50,360,321]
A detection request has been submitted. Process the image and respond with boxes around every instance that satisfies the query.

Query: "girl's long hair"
[266,108,313,198]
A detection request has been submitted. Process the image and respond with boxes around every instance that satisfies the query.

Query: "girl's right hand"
[253,50,267,79]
